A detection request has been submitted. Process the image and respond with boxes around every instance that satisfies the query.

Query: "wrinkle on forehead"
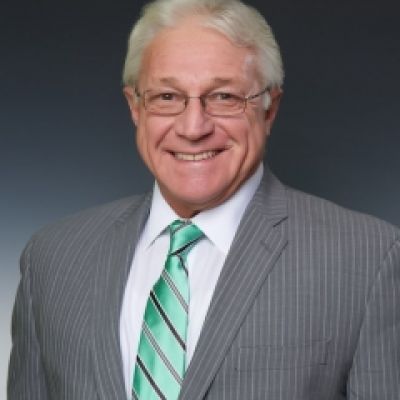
[159,77,235,85]
[155,77,250,89]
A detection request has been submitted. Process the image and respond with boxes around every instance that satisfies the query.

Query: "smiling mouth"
[173,150,220,161]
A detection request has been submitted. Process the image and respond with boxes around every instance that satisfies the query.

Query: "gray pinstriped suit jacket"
[8,169,400,399]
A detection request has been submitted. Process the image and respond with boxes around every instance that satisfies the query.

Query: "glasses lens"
[144,91,185,115]
[205,93,244,116]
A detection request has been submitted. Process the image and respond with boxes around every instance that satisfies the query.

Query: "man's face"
[125,18,281,217]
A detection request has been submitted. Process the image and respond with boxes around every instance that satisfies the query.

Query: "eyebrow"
[158,77,236,86]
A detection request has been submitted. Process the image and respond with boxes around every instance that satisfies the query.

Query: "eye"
[158,92,177,101]
[147,91,181,103]
[208,92,240,102]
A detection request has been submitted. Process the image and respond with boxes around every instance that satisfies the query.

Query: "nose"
[174,97,214,140]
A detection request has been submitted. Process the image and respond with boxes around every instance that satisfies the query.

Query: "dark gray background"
[1,0,399,396]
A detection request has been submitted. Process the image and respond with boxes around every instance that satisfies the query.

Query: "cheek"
[225,119,258,153]
[247,130,267,165]
[135,126,150,167]
[247,113,268,149]
[137,119,171,158]
[233,117,268,168]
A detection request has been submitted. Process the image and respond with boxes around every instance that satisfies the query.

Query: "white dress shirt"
[120,164,263,397]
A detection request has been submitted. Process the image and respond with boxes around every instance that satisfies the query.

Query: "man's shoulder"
[24,193,149,260]
[285,185,400,243]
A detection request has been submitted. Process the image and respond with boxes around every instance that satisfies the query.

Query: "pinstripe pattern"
[8,169,400,399]
[8,195,151,400]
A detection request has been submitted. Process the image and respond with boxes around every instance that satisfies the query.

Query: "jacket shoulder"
[21,194,149,267]
[285,186,400,244]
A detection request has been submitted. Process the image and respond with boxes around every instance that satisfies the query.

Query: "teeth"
[175,151,218,161]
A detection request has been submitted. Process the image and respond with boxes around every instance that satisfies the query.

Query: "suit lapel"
[90,194,151,400]
[180,170,288,400]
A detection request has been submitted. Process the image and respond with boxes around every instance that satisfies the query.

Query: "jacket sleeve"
[7,239,49,400]
[347,238,400,399]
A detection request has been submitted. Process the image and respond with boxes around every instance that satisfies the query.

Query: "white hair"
[122,0,284,108]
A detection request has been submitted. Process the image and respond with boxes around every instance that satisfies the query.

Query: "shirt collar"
[142,163,264,255]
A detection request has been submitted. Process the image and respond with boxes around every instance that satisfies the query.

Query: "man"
[8,0,400,399]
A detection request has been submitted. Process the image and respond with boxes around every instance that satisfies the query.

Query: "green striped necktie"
[132,220,204,400]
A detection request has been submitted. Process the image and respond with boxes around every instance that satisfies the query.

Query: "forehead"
[139,18,258,89]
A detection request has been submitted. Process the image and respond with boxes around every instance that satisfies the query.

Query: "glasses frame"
[134,86,270,117]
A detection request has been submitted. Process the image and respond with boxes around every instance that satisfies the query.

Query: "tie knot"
[168,220,204,257]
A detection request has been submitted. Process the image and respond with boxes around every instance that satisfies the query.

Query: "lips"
[173,150,220,161]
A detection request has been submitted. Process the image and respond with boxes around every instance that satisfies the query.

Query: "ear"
[123,86,140,126]
[264,87,283,131]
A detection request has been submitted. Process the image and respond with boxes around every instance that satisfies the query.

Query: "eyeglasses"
[134,87,270,116]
